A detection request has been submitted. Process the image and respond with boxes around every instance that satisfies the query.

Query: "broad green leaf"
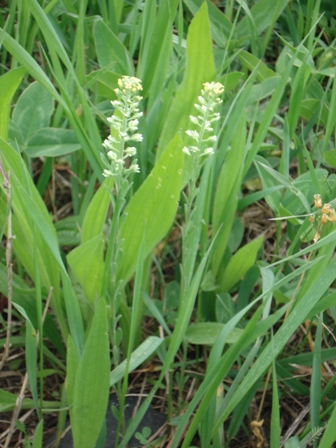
[219,72,245,92]
[0,67,25,140]
[110,336,163,386]
[324,149,336,168]
[93,19,133,74]
[145,19,172,109]
[54,216,81,246]
[220,237,264,293]
[237,50,277,81]
[158,2,216,156]
[247,76,282,104]
[255,157,284,214]
[185,322,243,346]
[72,299,110,448]
[67,235,105,304]
[211,112,247,277]
[66,335,80,409]
[117,135,184,284]
[61,272,85,356]
[86,69,120,99]
[81,177,114,244]
[11,81,54,146]
[26,128,81,157]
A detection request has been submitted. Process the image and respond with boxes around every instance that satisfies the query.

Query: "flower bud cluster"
[183,82,224,162]
[102,76,143,178]
[313,194,336,223]
[311,193,336,242]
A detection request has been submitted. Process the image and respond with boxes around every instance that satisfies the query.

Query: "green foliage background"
[1,1,336,447]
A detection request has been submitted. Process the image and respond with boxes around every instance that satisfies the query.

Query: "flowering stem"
[99,75,143,371]
[181,82,224,295]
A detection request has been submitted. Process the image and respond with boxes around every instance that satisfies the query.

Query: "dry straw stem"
[3,373,29,448]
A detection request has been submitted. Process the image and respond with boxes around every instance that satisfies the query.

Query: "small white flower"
[203,147,214,156]
[189,115,199,125]
[124,147,137,157]
[204,135,217,142]
[185,130,200,140]
[129,119,139,129]
[107,150,116,160]
[103,169,113,177]
[131,133,143,142]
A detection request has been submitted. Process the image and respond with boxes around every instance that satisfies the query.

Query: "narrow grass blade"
[32,420,43,448]
[25,320,39,416]
[318,403,336,448]
[67,235,105,304]
[271,360,280,448]
[110,336,163,386]
[310,315,322,431]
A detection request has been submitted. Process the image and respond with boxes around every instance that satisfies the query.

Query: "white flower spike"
[183,81,224,178]
[102,76,143,178]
